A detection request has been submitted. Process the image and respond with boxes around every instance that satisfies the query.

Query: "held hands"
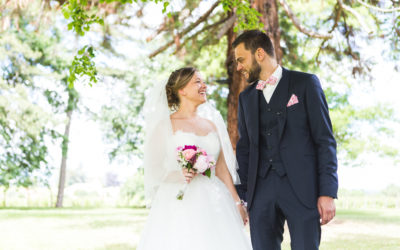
[318,196,336,225]
[236,203,249,226]
[182,168,198,183]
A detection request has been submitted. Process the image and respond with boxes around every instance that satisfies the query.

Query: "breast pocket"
[287,102,308,130]
[287,103,300,112]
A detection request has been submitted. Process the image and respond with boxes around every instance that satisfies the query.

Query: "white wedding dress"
[137,130,252,250]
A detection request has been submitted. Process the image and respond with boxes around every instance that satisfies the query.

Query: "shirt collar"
[264,65,282,83]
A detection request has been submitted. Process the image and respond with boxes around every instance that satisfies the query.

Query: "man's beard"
[247,57,261,83]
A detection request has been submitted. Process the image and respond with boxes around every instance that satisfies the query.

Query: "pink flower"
[193,155,209,173]
[207,155,216,170]
[199,148,207,156]
[183,145,197,151]
[176,146,184,151]
[182,149,197,161]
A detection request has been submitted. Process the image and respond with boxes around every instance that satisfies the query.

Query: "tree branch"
[146,2,195,42]
[174,15,231,55]
[356,0,400,13]
[342,14,360,61]
[34,0,47,32]
[146,16,169,42]
[338,0,373,34]
[216,13,236,39]
[278,0,333,39]
[316,3,342,64]
[149,1,220,58]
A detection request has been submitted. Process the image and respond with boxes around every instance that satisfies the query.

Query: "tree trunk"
[48,186,53,207]
[26,187,30,207]
[55,109,73,208]
[226,26,248,151]
[2,187,7,207]
[225,1,283,149]
[254,0,283,64]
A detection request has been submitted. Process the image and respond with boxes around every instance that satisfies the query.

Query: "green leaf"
[204,169,211,178]
[62,9,71,19]
[162,1,169,13]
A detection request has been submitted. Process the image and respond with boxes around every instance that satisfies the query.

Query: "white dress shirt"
[262,65,283,103]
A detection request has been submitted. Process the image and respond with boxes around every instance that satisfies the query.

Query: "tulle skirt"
[137,175,252,250]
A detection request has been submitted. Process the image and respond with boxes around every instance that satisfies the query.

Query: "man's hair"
[232,30,275,57]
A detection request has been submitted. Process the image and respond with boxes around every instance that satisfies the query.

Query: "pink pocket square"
[287,94,299,107]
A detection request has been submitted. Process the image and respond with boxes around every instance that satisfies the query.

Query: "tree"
[0,17,69,205]
[2,0,399,163]
[79,0,399,161]
[0,3,84,207]
[0,82,54,206]
[114,0,398,161]
[120,168,145,207]
[142,0,400,150]
[55,85,79,207]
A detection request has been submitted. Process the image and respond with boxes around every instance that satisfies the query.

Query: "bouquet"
[175,145,216,200]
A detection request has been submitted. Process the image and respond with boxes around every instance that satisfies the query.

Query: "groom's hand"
[318,196,336,225]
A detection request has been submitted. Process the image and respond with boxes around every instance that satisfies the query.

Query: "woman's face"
[178,71,207,105]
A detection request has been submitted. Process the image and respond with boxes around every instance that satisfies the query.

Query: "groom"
[233,30,338,250]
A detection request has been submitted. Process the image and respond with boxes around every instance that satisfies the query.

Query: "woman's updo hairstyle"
[166,67,197,110]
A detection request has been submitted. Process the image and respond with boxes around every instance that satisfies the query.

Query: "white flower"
[193,155,209,173]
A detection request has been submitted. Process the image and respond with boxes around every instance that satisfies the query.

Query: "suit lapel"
[245,68,290,145]
[247,82,260,145]
[276,68,290,142]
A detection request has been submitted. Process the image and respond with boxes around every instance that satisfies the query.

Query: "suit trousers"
[249,169,321,250]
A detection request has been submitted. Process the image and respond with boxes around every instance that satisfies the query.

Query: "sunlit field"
[1,207,399,250]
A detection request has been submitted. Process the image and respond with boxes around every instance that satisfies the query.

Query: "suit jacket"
[235,67,338,209]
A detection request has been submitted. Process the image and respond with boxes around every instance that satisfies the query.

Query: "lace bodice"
[172,130,221,168]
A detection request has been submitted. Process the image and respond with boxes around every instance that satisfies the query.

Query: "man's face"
[234,43,261,83]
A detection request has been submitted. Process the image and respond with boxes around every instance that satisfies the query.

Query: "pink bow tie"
[256,76,278,90]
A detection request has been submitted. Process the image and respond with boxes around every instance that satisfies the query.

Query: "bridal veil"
[142,79,240,207]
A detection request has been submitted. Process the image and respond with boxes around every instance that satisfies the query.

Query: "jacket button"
[276,112,281,115]
[267,132,271,136]
[267,108,271,112]
[269,159,273,162]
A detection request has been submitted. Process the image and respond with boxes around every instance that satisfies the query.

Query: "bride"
[137,67,252,250]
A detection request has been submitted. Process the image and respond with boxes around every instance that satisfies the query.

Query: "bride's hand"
[182,168,197,183]
[237,204,249,226]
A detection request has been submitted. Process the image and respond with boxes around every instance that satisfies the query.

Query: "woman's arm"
[215,149,248,225]
[216,149,240,201]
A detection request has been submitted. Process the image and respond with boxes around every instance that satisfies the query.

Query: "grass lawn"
[0,207,399,250]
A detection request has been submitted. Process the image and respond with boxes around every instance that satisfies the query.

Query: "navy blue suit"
[235,68,338,250]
